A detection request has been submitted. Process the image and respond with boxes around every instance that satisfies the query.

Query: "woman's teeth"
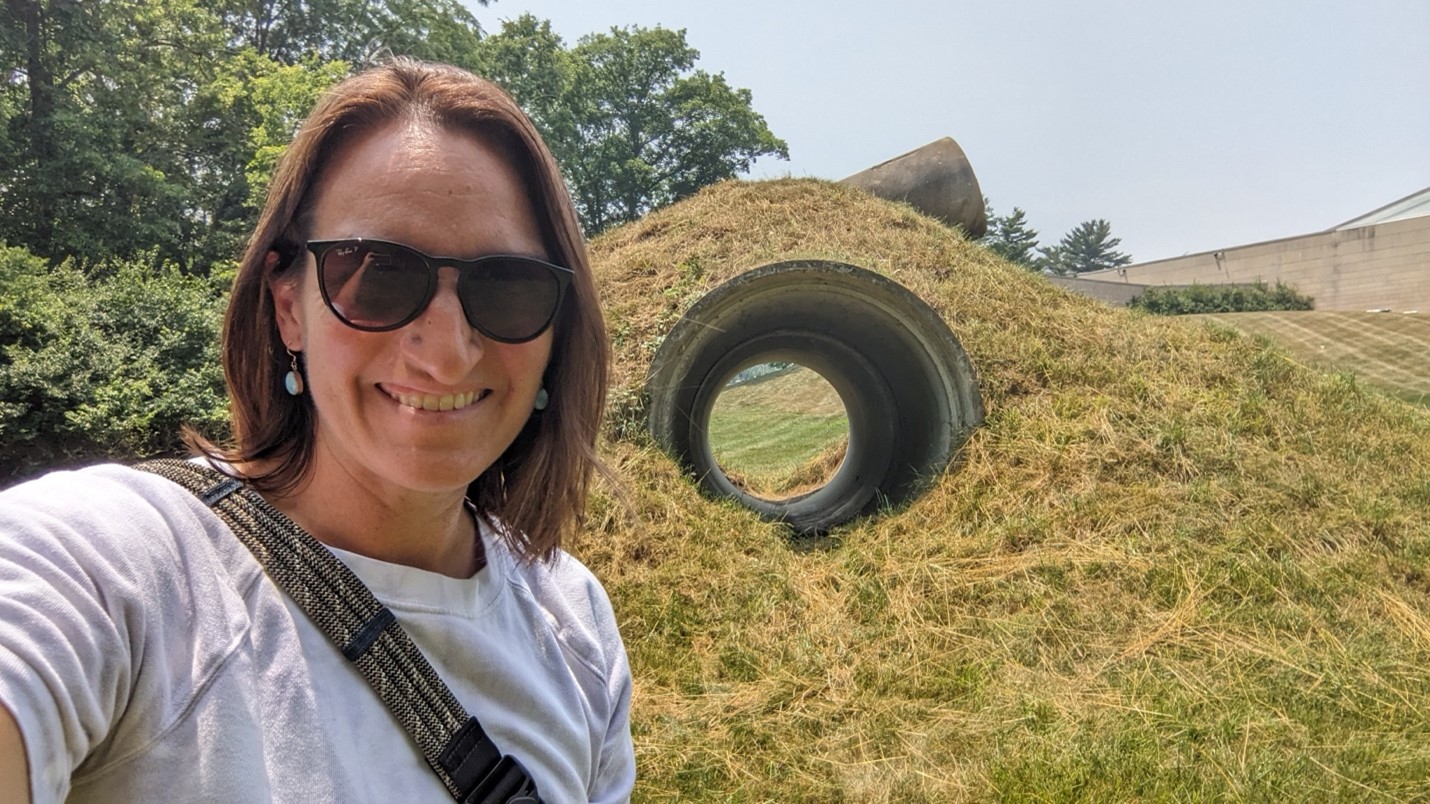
[393,390,479,411]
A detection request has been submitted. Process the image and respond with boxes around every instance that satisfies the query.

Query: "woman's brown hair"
[189,58,609,560]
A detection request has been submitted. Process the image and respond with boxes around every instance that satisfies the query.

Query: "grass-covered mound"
[574,179,1430,801]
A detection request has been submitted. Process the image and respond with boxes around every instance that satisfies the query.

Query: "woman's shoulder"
[0,462,268,797]
[490,536,626,678]
[4,462,209,531]
[508,547,617,623]
[0,461,252,584]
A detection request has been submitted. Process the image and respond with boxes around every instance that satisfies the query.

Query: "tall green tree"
[0,0,491,272]
[983,203,1041,269]
[476,17,788,234]
[0,0,226,265]
[569,25,788,233]
[3,4,781,266]
[210,0,486,66]
[183,50,348,269]
[472,15,584,172]
[1040,218,1132,275]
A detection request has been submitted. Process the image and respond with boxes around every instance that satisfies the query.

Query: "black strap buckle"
[462,754,540,804]
[442,717,541,804]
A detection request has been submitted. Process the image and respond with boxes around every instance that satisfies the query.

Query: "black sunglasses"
[304,238,574,343]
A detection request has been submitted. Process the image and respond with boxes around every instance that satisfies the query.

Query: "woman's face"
[270,120,554,499]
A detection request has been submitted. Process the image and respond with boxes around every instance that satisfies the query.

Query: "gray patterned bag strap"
[136,459,540,804]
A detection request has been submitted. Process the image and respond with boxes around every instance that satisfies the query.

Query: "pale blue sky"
[465,0,1429,263]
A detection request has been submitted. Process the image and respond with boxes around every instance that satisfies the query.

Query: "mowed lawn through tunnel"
[708,362,850,501]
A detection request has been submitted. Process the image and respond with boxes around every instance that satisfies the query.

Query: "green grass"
[707,407,847,496]
[707,367,848,497]
[1198,311,1430,407]
[582,179,1430,801]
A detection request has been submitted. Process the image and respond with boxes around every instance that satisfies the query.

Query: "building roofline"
[1331,184,1430,230]
[1082,229,1324,277]
[1082,196,1430,278]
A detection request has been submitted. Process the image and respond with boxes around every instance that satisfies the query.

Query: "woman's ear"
[266,250,305,351]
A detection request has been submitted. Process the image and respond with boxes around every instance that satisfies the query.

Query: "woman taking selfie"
[0,59,634,802]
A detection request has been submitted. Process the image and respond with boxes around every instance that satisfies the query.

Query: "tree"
[209,0,487,66]
[983,203,1041,269]
[2,4,783,266]
[1040,218,1132,275]
[0,0,228,265]
[0,1,500,273]
[476,18,789,234]
[183,50,348,269]
[569,25,788,232]
[471,15,584,173]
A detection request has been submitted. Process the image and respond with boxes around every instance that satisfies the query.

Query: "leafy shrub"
[1129,281,1314,315]
[0,245,229,484]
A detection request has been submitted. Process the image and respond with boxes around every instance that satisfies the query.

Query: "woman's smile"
[380,385,488,412]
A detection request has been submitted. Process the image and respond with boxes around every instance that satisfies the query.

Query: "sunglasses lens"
[461,258,563,342]
[319,242,429,329]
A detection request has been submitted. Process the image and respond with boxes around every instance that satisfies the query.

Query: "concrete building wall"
[1081,214,1430,311]
[1046,276,1147,306]
[1048,277,1265,307]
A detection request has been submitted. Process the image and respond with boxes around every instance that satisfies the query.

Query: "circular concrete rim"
[646,259,983,534]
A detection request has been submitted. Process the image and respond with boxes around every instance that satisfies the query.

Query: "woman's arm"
[0,702,31,804]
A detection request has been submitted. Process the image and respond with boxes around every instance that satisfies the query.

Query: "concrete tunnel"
[642,138,987,534]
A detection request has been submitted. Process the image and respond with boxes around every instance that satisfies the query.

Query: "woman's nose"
[401,267,483,381]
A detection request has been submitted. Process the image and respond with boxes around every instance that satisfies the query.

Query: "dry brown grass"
[571,179,1430,801]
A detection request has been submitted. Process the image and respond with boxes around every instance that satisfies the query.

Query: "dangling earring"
[284,348,305,396]
[533,387,549,411]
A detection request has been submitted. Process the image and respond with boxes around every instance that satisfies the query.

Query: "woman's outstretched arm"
[0,702,30,804]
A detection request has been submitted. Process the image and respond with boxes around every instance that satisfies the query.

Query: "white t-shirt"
[0,464,634,803]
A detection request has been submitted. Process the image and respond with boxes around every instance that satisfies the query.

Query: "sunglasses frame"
[304,238,574,343]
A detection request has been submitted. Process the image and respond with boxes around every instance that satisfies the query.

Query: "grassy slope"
[1198,311,1430,407]
[575,179,1430,801]
[708,367,849,497]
